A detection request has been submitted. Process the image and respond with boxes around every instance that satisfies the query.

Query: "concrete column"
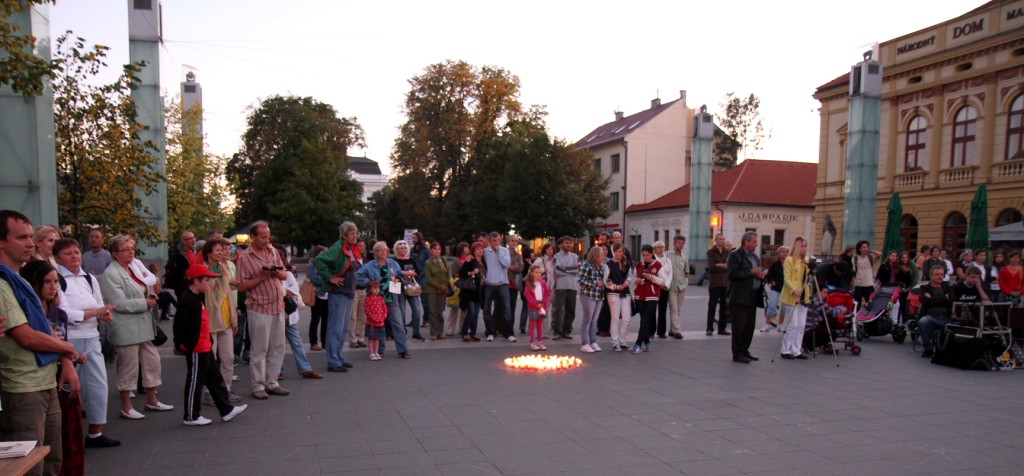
[843,94,882,246]
[688,107,713,264]
[927,93,945,188]
[0,3,57,227]
[977,80,998,182]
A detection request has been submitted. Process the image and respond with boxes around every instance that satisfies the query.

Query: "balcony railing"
[939,165,976,186]
[894,170,927,191]
[993,159,1024,182]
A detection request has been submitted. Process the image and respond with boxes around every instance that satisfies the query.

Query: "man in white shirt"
[665,236,690,339]
[54,238,120,447]
[482,232,514,342]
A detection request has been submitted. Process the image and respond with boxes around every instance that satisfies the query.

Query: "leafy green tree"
[164,96,233,241]
[53,33,162,245]
[0,0,55,97]
[715,92,770,169]
[226,95,365,249]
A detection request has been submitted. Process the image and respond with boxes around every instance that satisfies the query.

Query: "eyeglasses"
[117,248,135,253]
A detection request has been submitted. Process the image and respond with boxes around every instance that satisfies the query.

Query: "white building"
[348,156,388,201]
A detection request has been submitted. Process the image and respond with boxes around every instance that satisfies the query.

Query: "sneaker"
[222,404,248,422]
[530,343,540,351]
[507,336,517,343]
[539,343,547,351]
[486,335,494,342]
[590,343,602,352]
[644,343,651,352]
[228,392,242,404]
[760,325,772,333]
[183,416,212,426]
[630,345,642,354]
[201,393,214,407]
[412,334,426,342]
[580,345,594,353]
[613,345,622,352]
[84,434,121,448]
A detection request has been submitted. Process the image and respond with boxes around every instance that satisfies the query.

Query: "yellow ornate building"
[814,0,1024,257]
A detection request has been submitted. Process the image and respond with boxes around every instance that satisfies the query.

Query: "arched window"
[942,212,968,258]
[997,208,1023,226]
[1008,95,1024,160]
[951,106,977,167]
[905,115,926,171]
[899,214,918,253]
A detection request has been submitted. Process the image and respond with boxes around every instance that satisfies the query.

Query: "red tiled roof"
[574,99,680,150]
[815,72,848,95]
[625,159,817,212]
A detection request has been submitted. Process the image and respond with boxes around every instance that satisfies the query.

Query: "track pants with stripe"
[184,351,233,422]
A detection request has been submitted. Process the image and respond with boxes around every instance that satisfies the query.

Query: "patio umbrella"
[966,184,990,253]
[881,192,903,255]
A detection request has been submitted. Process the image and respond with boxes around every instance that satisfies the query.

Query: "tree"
[226,95,365,249]
[0,0,55,97]
[164,96,233,241]
[53,33,162,245]
[389,60,523,243]
[715,92,770,169]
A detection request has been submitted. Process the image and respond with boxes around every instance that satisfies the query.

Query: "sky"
[47,0,978,176]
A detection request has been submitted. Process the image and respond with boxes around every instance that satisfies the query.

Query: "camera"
[262,265,283,272]
[806,256,820,273]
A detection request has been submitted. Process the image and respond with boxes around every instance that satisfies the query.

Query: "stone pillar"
[977,78,998,182]
[843,54,884,247]
[688,105,713,265]
[0,3,57,227]
[128,0,167,260]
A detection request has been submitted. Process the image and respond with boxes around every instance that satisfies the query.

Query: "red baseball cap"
[186,264,220,280]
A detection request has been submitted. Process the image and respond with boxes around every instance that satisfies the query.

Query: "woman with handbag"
[424,241,450,340]
[458,243,485,342]
[355,242,411,359]
[99,234,173,420]
[393,240,425,341]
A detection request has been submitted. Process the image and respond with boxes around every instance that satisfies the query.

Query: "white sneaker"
[372,354,382,361]
[613,345,622,352]
[222,404,247,422]
[530,343,540,351]
[591,343,602,352]
[486,335,494,342]
[760,325,772,332]
[184,416,212,426]
[581,344,595,353]
[507,336,517,343]
[539,343,547,351]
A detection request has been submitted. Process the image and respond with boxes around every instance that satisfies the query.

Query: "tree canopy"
[714,92,770,169]
[0,0,55,97]
[226,95,366,249]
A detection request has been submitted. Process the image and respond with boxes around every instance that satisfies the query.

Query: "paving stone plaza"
[87,284,1024,475]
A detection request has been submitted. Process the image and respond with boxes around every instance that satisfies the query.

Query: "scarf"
[0,264,59,366]
[208,262,229,307]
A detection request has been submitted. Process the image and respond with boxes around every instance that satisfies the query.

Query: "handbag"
[283,296,298,315]
[299,279,317,305]
[456,276,478,292]
[403,282,422,297]
[152,326,168,346]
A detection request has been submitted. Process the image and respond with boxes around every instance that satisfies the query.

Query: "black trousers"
[652,289,669,337]
[729,304,757,358]
[707,287,729,332]
[184,351,233,422]
[309,297,328,345]
[597,298,612,333]
[635,300,657,347]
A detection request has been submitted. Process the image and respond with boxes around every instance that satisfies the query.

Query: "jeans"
[579,295,602,346]
[462,300,480,337]
[70,337,108,426]
[780,304,808,356]
[707,287,729,332]
[158,290,177,320]
[518,293,529,332]
[509,287,518,331]
[396,294,423,332]
[283,321,312,374]
[326,293,354,368]
[552,289,577,336]
[607,293,632,348]
[483,284,512,338]
[378,300,409,355]
[918,313,950,351]
[766,290,781,320]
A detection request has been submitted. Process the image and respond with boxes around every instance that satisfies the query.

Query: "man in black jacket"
[164,230,197,298]
[727,232,766,363]
[918,265,954,358]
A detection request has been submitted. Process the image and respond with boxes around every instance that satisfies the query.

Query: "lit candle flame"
[503,355,583,371]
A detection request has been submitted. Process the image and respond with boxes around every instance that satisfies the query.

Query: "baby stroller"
[803,291,861,356]
[855,285,903,343]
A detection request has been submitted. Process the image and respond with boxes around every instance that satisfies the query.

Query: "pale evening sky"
[50,0,976,176]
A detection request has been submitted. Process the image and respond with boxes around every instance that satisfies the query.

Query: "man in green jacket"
[313,222,361,373]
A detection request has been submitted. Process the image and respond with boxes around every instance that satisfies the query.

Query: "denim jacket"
[357,258,403,302]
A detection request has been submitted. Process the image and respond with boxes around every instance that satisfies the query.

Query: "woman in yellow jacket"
[780,237,811,359]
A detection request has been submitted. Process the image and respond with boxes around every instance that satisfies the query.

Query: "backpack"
[59,273,94,294]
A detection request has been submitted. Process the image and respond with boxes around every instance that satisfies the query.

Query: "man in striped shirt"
[236,221,289,400]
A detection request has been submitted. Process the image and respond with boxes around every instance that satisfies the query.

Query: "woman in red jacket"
[999,250,1023,305]
[632,245,664,354]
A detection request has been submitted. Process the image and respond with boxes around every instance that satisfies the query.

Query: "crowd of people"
[2,204,1023,475]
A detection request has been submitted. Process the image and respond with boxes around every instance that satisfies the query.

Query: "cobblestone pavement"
[86,284,1024,475]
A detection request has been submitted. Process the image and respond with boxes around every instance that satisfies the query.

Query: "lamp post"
[842,51,883,247]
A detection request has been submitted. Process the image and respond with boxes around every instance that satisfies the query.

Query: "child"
[523,265,551,351]
[364,281,387,360]
[173,264,247,426]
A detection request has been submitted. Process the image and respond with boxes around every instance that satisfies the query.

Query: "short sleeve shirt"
[237,246,284,315]
[0,279,58,393]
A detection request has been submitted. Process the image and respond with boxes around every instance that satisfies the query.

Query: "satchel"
[403,282,422,297]
[152,326,168,347]
[299,279,317,305]
[456,276,478,292]
[283,296,298,315]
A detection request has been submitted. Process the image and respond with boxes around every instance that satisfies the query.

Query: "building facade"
[814,0,1024,258]
[574,91,695,243]
[348,156,388,202]
[625,160,817,263]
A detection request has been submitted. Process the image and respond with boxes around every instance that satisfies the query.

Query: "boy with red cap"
[173,264,247,426]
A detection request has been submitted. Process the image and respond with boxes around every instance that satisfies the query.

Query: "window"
[900,214,918,254]
[997,208,1023,226]
[610,192,619,211]
[942,212,968,258]
[951,106,977,167]
[630,235,641,260]
[1008,96,1024,160]
[611,154,620,173]
[593,158,601,172]
[663,230,669,244]
[905,115,926,171]
[773,230,785,246]
[654,230,659,242]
